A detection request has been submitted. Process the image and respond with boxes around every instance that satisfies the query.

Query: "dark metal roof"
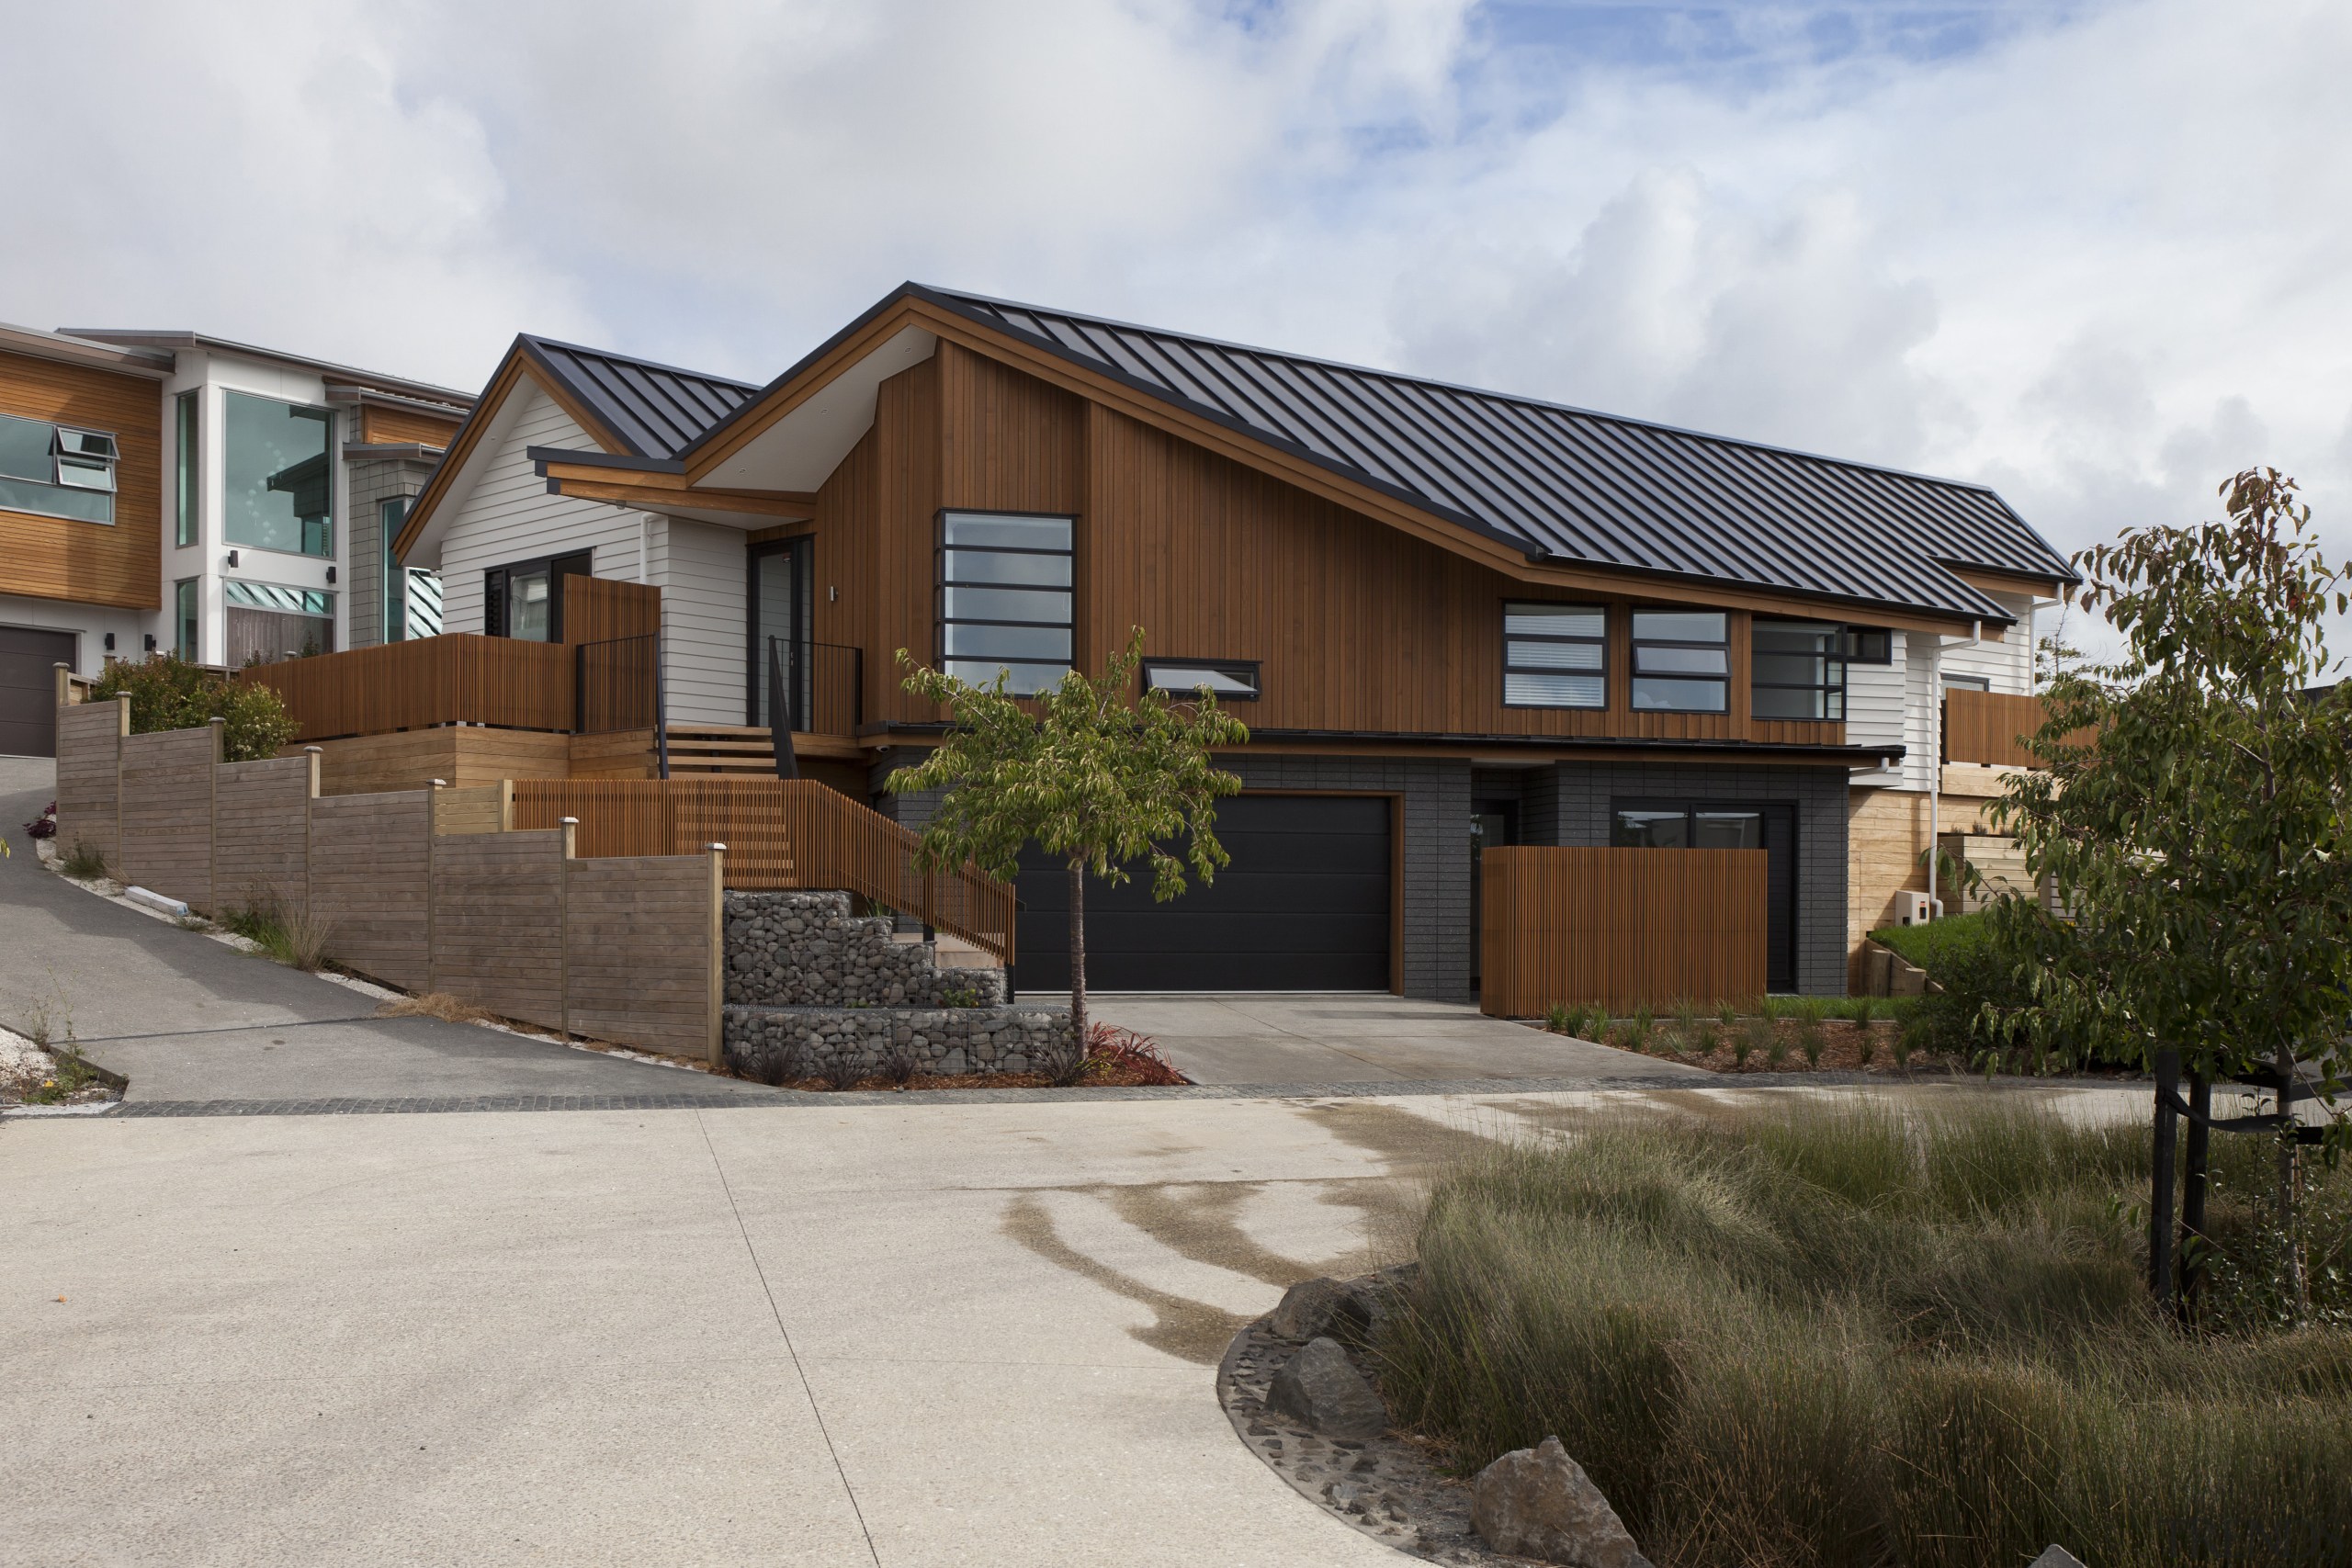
[906,285,2076,623]
[518,335,759,461]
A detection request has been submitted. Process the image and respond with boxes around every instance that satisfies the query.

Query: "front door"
[747,537,808,728]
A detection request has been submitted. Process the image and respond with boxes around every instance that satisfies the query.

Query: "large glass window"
[1612,807,1763,850]
[175,391,199,547]
[222,392,333,557]
[175,579,199,660]
[0,410,115,524]
[1752,619,1846,721]
[1503,602,1606,708]
[483,551,590,640]
[938,511,1072,694]
[382,498,409,641]
[1630,609,1727,713]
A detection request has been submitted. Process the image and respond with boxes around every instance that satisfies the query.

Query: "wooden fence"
[51,712,723,1060]
[1942,688,2098,768]
[1478,846,1769,1016]
[509,778,1016,964]
[242,634,577,740]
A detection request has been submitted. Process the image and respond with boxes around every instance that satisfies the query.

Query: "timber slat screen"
[511,779,1015,964]
[1478,846,1768,1015]
[1941,688,2095,768]
[239,632,657,741]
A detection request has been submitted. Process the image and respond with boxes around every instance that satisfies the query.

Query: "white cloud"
[6,0,2350,666]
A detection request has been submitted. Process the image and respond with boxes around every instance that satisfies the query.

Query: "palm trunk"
[1069,854,1089,1053]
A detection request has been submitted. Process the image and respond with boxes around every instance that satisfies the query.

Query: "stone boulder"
[1265,1337,1387,1439]
[1470,1437,1651,1568]
[1270,1277,1348,1341]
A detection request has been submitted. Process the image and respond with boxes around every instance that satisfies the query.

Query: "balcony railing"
[765,637,864,738]
[1942,688,2098,768]
[239,633,657,741]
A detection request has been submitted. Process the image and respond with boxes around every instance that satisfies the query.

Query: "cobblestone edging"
[724,891,1009,1008]
[1219,1298,1514,1566]
[722,1002,1075,1078]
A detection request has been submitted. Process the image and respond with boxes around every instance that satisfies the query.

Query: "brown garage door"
[0,626,77,756]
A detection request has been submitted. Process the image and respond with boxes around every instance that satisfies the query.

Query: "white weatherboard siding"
[435,386,649,638]
[1845,633,1907,784]
[660,519,749,725]
[1941,592,2037,694]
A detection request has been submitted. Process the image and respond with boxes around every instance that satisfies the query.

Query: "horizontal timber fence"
[509,778,1016,965]
[1478,846,1768,1016]
[51,702,722,1060]
[238,630,658,743]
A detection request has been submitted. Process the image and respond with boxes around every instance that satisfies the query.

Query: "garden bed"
[1371,1098,2352,1566]
[1524,1001,1973,1075]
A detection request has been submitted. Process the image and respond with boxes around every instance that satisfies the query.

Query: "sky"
[5,0,2346,665]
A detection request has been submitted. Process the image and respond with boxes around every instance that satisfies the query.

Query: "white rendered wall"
[0,592,145,679]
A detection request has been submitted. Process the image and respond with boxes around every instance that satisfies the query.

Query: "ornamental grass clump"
[1376,1100,2352,1568]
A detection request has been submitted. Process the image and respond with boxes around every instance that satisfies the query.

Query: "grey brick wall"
[1536,761,1850,996]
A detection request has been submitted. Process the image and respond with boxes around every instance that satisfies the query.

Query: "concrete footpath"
[0,1082,2144,1567]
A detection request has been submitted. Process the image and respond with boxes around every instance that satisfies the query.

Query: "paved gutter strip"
[77,1072,2135,1119]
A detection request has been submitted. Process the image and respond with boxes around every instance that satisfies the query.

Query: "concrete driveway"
[1085,992,1712,1087]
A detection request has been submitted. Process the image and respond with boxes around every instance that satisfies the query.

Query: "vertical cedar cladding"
[0,347,163,610]
[810,334,1844,745]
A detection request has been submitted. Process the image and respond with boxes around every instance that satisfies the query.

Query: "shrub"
[23,801,56,840]
[1868,909,1993,976]
[222,900,335,972]
[1081,1022,1188,1086]
[1377,1100,2352,1567]
[89,653,298,761]
[1544,1001,1573,1034]
[58,840,107,880]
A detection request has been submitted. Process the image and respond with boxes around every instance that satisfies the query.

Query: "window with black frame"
[938,511,1072,694]
[1752,619,1846,720]
[1630,609,1727,712]
[1503,602,1606,708]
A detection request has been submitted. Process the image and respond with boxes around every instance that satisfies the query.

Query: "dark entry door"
[1470,799,1519,989]
[747,537,808,728]
[0,626,75,757]
[1013,794,1391,992]
[1611,801,1799,991]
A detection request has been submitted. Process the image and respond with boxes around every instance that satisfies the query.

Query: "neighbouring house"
[0,320,473,753]
[392,283,2077,1001]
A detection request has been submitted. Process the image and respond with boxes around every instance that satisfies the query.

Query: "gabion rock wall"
[724,891,1009,1008]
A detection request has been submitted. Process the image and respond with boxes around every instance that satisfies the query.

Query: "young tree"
[886,630,1248,1047]
[1985,468,2352,1313]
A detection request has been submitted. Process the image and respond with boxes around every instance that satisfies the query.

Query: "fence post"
[557,817,577,1039]
[706,842,727,1066]
[109,694,129,883]
[203,717,224,916]
[426,780,446,994]
[302,746,322,920]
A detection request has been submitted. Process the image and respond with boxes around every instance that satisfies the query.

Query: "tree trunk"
[1069,854,1089,1054]
[2278,1043,2309,1321]
[2180,1069,2211,1318]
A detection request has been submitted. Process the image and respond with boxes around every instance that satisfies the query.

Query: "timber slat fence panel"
[564,854,721,1060]
[118,724,220,911]
[240,635,576,741]
[54,697,127,868]
[432,784,509,836]
[1941,688,2098,768]
[430,830,567,1032]
[214,755,313,918]
[1479,847,1769,1016]
[562,579,662,644]
[509,779,1016,964]
[309,791,432,991]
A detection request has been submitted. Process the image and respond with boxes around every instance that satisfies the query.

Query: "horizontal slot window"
[1631,609,1727,713]
[1143,660,1260,700]
[939,511,1072,694]
[224,579,334,616]
[1504,601,1606,709]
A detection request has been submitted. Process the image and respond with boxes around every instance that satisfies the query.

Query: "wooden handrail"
[508,778,1015,964]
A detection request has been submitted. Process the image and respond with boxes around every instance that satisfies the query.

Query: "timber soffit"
[677,283,2075,626]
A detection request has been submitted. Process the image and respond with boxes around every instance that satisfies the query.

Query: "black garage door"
[1012,794,1391,992]
[0,626,76,757]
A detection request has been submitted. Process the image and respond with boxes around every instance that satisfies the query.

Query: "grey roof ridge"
[925,282,2042,519]
[514,331,761,392]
